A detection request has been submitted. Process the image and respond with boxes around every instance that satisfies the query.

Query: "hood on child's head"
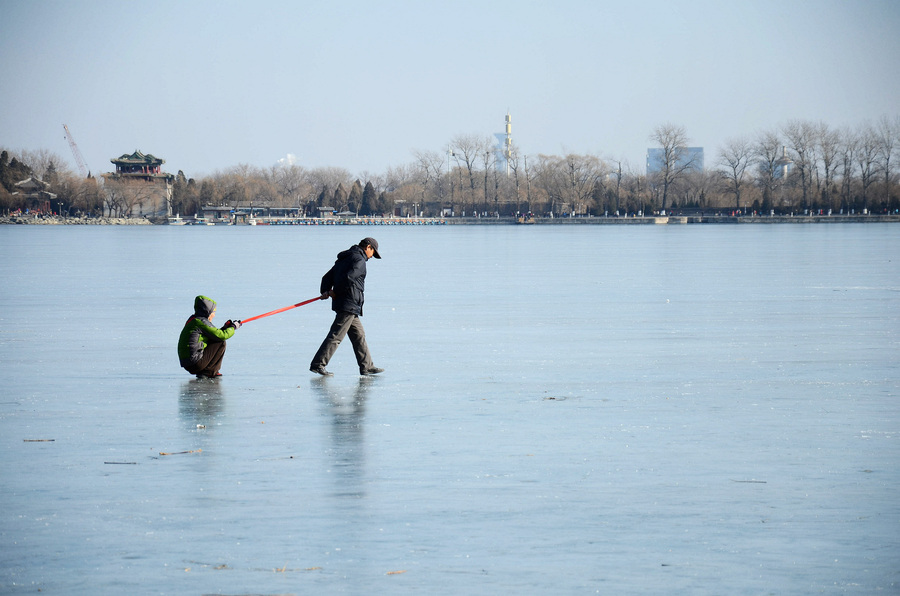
[194,295,217,318]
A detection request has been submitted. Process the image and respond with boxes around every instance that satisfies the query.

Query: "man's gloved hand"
[224,319,240,330]
[233,320,242,329]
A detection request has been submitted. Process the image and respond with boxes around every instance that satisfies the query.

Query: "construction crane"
[63,124,89,178]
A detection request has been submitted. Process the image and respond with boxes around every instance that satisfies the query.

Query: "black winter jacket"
[320,245,368,316]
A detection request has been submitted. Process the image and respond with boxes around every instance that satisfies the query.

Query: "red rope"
[241,296,324,323]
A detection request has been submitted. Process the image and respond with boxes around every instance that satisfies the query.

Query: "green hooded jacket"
[177,295,236,367]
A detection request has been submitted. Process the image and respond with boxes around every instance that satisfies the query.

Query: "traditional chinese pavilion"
[104,150,176,217]
[109,150,173,182]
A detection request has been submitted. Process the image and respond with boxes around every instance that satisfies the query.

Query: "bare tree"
[450,134,491,214]
[412,149,445,209]
[480,149,497,214]
[837,127,858,211]
[381,163,422,216]
[122,180,158,216]
[58,175,102,216]
[271,163,310,208]
[565,153,606,215]
[648,123,698,213]
[621,168,649,215]
[531,153,605,216]
[753,129,784,212]
[856,124,880,212]
[207,164,278,216]
[706,169,733,210]
[356,171,384,191]
[532,155,565,216]
[782,120,818,210]
[214,167,251,208]
[306,166,352,194]
[103,180,126,217]
[876,114,899,209]
[506,144,526,214]
[17,149,71,181]
[718,136,753,211]
[382,163,417,215]
[816,122,841,210]
[607,157,630,214]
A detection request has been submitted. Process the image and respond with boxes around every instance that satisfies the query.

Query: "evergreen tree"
[347,179,363,214]
[185,178,199,215]
[0,151,10,192]
[332,183,347,211]
[198,179,219,213]
[360,181,377,215]
[172,170,189,215]
[316,186,329,207]
[46,161,59,187]
[377,191,390,215]
[0,152,33,192]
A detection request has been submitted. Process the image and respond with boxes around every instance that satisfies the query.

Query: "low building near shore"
[12,176,57,213]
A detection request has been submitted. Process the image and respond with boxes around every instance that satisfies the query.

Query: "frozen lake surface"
[1,223,898,594]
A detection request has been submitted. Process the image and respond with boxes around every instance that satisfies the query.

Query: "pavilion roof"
[111,150,165,166]
[15,176,50,191]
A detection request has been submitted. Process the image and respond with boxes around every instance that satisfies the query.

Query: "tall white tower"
[504,111,512,176]
[494,111,513,176]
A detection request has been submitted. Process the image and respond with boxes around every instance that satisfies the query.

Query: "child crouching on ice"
[177,295,240,378]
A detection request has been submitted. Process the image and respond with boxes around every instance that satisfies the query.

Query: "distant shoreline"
[0,215,153,225]
[2,214,899,226]
[448,214,900,225]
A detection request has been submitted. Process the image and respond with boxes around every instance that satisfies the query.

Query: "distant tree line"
[2,116,899,219]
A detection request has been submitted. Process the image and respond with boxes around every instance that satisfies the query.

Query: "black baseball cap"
[361,237,381,259]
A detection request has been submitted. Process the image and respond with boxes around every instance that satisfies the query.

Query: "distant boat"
[168,214,186,226]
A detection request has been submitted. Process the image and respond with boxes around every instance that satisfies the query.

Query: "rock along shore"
[0,215,154,225]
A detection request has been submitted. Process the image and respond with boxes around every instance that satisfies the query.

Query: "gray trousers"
[183,340,226,377]
[310,312,373,371]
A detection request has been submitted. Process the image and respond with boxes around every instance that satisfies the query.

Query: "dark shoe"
[360,367,384,376]
[310,365,333,376]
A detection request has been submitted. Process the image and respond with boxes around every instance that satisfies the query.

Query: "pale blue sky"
[2,0,898,178]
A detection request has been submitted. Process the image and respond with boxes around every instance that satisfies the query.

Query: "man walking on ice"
[310,237,384,377]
